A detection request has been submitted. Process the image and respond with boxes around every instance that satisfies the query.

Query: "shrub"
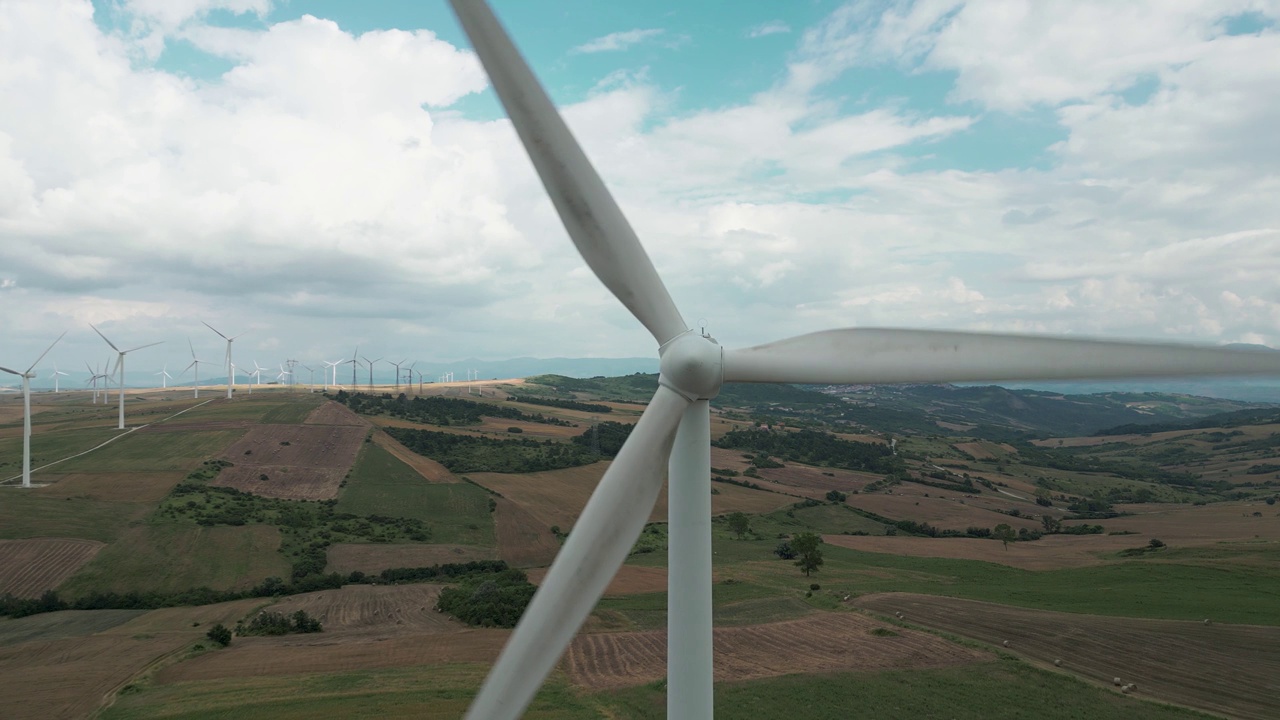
[507,427,523,433]
[206,623,232,647]
[809,583,820,591]
[436,569,536,628]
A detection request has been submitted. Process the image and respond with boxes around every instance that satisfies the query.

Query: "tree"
[727,511,751,539]
[791,532,824,576]
[206,623,232,647]
[993,523,1016,551]
[825,489,848,503]
[1040,514,1062,534]
[773,541,796,560]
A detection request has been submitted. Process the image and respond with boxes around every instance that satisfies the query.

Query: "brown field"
[138,419,251,433]
[156,585,508,685]
[0,538,104,598]
[709,447,883,497]
[303,401,369,426]
[849,485,1044,532]
[832,431,889,445]
[527,564,667,597]
[493,496,561,567]
[822,533,1156,570]
[0,598,262,720]
[33,472,183,503]
[468,462,794,533]
[370,430,458,483]
[952,441,1012,459]
[214,424,366,499]
[1098,501,1280,544]
[855,592,1280,720]
[326,543,495,574]
[563,610,989,690]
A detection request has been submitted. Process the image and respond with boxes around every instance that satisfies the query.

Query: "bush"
[206,623,232,647]
[825,490,847,503]
[436,569,536,628]
[774,542,796,560]
[809,583,820,591]
[507,427,523,433]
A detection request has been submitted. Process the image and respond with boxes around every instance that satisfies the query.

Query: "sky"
[2,0,1279,387]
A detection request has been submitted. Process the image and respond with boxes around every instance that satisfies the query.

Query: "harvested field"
[953,441,1009,459]
[855,592,1280,720]
[822,533,1151,570]
[34,472,183,503]
[215,424,366,499]
[265,584,460,635]
[326,543,494,574]
[469,462,792,535]
[0,538,104,598]
[528,564,667,597]
[849,486,1043,532]
[563,610,988,690]
[0,609,144,648]
[493,496,561,567]
[303,401,369,426]
[140,419,252,433]
[0,598,261,720]
[370,430,457,482]
[709,447,882,496]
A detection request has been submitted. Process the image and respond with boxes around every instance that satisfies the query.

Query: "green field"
[59,523,290,597]
[259,395,324,424]
[101,664,597,720]
[751,502,890,537]
[52,429,246,473]
[99,656,1213,720]
[0,426,124,478]
[337,443,495,546]
[0,492,147,541]
[0,608,146,647]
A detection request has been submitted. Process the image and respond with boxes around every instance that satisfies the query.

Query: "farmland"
[2,382,1279,719]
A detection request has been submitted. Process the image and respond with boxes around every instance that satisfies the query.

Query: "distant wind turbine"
[184,339,214,398]
[447,2,1280,717]
[362,356,381,389]
[248,361,268,392]
[90,324,162,430]
[154,365,172,389]
[390,359,407,389]
[301,364,316,392]
[203,322,245,399]
[323,359,342,391]
[48,364,69,393]
[1,332,66,488]
[275,364,292,385]
[349,346,361,386]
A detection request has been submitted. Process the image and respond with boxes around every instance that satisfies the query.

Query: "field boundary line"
[1,399,217,485]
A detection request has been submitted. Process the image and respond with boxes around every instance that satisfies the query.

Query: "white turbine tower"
[1,332,66,488]
[154,365,172,389]
[301,364,317,392]
[323,360,341,391]
[448,3,1280,718]
[203,322,245,399]
[90,325,162,430]
[248,361,268,393]
[85,362,101,403]
[184,339,213,398]
[49,364,69,393]
[275,364,292,385]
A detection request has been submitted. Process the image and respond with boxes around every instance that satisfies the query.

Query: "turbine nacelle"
[659,330,723,401]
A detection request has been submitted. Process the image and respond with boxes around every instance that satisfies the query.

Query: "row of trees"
[386,427,599,473]
[714,428,903,474]
[333,391,571,427]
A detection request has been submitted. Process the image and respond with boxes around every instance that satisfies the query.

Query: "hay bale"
[1054,659,1062,667]
[1121,684,1133,694]
[1002,640,1010,647]
[1203,618,1211,625]
[1113,677,1123,686]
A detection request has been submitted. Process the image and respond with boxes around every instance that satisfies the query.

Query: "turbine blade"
[0,365,21,376]
[723,328,1280,385]
[449,0,687,346]
[122,341,163,354]
[90,324,121,352]
[202,321,229,340]
[24,331,67,373]
[465,384,690,720]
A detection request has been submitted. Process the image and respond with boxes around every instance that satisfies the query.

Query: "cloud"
[747,21,791,38]
[571,28,664,54]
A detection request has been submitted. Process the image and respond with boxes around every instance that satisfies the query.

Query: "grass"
[338,443,495,546]
[100,664,599,720]
[259,396,324,424]
[593,581,791,631]
[600,657,1216,719]
[52,429,246,473]
[58,523,291,597]
[752,501,890,537]
[0,427,123,478]
[0,609,146,647]
[0,493,146,542]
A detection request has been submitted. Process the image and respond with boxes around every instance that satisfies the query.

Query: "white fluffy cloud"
[2,0,1278,377]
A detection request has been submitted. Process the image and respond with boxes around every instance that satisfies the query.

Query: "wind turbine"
[85,362,101,403]
[348,346,361,386]
[202,322,245,399]
[90,324,162,430]
[362,356,381,389]
[154,365,172,390]
[448,3,1280,718]
[407,361,419,394]
[390,359,407,389]
[323,359,342,390]
[184,339,213,398]
[48,364,69,393]
[275,364,292,385]
[301,364,317,392]
[248,361,268,392]
[1,332,66,488]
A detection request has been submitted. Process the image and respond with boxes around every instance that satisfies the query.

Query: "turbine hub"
[659,330,723,400]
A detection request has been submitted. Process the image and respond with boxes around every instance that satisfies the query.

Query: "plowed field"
[215,424,366,499]
[326,543,494,574]
[849,486,1043,532]
[564,610,988,690]
[303,401,369,426]
[34,472,182,503]
[0,538,105,598]
[528,564,667,596]
[855,592,1280,720]
[493,496,561,567]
